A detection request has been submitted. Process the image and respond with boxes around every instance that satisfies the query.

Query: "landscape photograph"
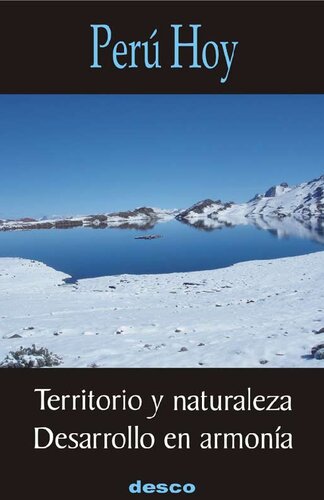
[0,94,324,368]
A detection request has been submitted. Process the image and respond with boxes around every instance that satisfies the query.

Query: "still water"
[0,220,323,279]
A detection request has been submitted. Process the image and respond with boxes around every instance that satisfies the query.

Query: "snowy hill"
[176,199,234,221]
[177,175,324,228]
[243,175,324,221]
[0,207,178,232]
[0,174,323,232]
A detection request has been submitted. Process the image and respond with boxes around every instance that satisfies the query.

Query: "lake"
[0,220,323,279]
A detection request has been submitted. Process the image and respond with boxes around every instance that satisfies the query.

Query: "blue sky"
[0,94,323,218]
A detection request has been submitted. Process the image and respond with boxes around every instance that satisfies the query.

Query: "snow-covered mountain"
[0,175,323,232]
[177,175,324,225]
[0,207,178,231]
[243,175,324,221]
[176,199,234,220]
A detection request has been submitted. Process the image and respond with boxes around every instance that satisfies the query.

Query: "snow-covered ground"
[1,253,324,368]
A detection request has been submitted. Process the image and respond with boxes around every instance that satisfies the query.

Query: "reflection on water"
[0,216,323,279]
[93,220,158,230]
[178,215,324,244]
[178,218,234,232]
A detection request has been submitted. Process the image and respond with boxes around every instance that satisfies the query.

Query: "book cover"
[1,1,323,498]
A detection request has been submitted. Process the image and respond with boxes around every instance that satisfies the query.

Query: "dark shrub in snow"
[0,344,62,368]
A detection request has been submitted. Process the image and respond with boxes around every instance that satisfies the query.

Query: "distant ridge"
[0,175,323,232]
